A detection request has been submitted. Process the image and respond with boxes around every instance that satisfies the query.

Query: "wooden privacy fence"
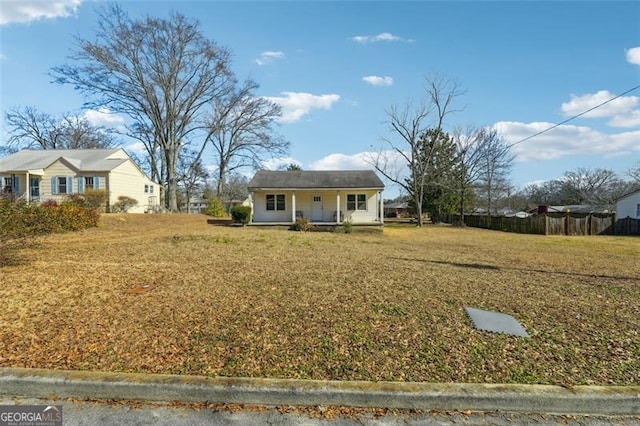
[446,213,638,236]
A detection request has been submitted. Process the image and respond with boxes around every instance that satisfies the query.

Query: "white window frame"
[266,194,286,211]
[57,176,68,194]
[347,193,367,211]
[636,203,640,218]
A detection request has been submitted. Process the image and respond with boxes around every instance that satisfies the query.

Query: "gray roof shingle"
[248,170,384,190]
[0,149,127,172]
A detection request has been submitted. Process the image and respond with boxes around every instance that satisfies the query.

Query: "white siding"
[108,161,159,213]
[616,191,640,219]
[251,189,382,224]
[341,190,380,223]
[41,160,77,201]
[252,191,292,222]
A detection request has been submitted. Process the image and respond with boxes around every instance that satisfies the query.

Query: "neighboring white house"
[247,170,385,225]
[616,188,640,219]
[0,148,160,213]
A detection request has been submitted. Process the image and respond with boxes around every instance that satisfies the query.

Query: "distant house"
[384,201,409,218]
[533,205,612,214]
[0,148,159,213]
[246,170,384,225]
[616,188,640,219]
[180,198,209,214]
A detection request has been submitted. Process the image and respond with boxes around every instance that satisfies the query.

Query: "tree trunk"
[165,150,179,212]
[216,162,226,197]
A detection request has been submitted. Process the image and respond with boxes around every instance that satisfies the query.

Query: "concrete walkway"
[1,367,638,417]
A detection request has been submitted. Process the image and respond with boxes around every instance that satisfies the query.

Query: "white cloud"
[308,150,406,171]
[351,32,413,44]
[265,92,340,123]
[607,110,640,128]
[626,46,640,65]
[83,108,126,130]
[561,90,640,128]
[255,50,284,66]
[0,53,6,60]
[0,0,82,25]
[125,142,147,157]
[494,121,640,162]
[362,75,393,86]
[308,152,374,170]
[561,90,638,118]
[260,157,301,170]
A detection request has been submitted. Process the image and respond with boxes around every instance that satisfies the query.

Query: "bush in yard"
[0,196,99,241]
[203,197,225,217]
[60,195,100,230]
[290,218,315,232]
[112,195,138,213]
[83,189,109,212]
[230,205,251,225]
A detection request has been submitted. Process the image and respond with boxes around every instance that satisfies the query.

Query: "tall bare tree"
[205,79,287,196]
[5,106,116,150]
[561,168,632,209]
[373,76,464,226]
[51,5,234,211]
[177,149,209,213]
[451,125,487,223]
[476,128,514,215]
[59,115,117,149]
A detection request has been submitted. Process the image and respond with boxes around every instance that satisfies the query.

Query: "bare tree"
[205,79,287,196]
[5,106,115,150]
[561,168,631,209]
[59,115,117,149]
[51,5,234,211]
[451,125,486,223]
[373,76,464,226]
[177,149,209,213]
[629,162,640,185]
[476,129,514,215]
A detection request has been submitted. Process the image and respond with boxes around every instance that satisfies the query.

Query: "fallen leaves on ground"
[1,214,638,386]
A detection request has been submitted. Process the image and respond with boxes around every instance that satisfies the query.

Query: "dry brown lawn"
[1,214,638,386]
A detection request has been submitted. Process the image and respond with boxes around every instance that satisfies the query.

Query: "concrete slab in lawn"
[464,306,529,337]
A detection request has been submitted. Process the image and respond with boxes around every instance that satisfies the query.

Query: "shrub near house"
[0,196,99,240]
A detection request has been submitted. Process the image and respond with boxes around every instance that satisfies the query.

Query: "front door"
[311,195,323,221]
[30,177,40,199]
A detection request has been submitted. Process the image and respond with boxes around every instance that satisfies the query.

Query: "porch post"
[291,191,296,223]
[25,171,30,203]
[379,191,384,224]
[249,192,254,223]
[336,192,341,224]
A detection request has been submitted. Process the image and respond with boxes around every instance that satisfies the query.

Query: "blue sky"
[1,1,639,197]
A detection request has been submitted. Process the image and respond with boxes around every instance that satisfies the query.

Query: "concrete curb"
[0,367,638,415]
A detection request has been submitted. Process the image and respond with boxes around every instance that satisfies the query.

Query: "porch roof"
[248,170,384,191]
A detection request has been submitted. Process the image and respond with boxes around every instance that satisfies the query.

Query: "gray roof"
[248,170,384,190]
[0,149,128,173]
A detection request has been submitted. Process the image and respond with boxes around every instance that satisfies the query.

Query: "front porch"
[248,189,385,225]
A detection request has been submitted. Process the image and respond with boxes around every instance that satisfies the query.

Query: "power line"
[508,84,640,148]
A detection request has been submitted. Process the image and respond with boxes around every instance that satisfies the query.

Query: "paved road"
[2,396,638,425]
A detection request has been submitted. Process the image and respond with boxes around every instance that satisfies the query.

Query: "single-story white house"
[616,188,640,219]
[247,170,385,225]
[0,148,160,213]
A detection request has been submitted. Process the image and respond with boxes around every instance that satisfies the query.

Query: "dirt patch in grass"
[1,214,638,386]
